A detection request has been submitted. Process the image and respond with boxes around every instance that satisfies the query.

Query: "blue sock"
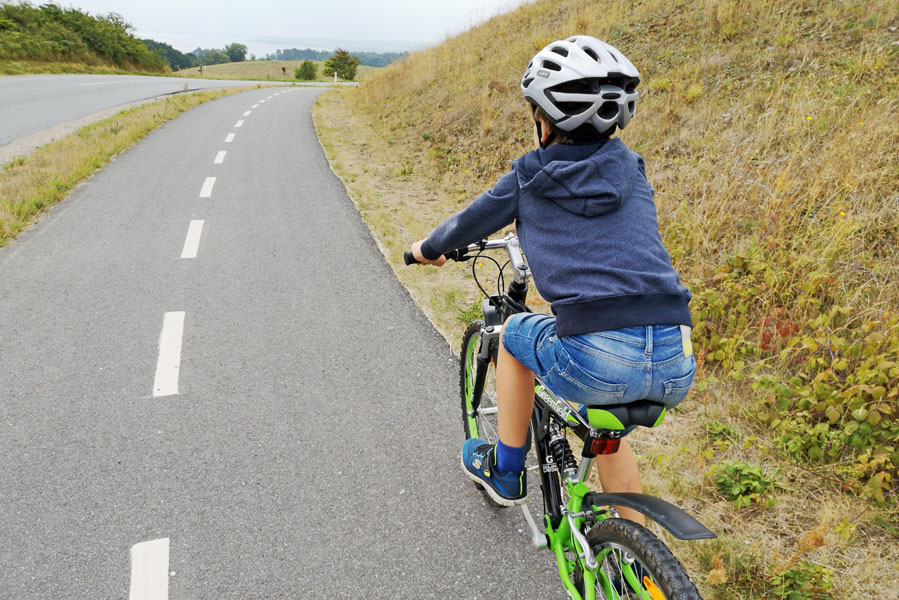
[495,439,526,475]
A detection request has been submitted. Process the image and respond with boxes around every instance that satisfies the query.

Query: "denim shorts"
[502,313,696,413]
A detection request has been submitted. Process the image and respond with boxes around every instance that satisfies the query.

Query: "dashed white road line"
[199,177,216,198]
[234,119,244,127]
[266,95,273,99]
[225,133,235,143]
[152,312,185,397]
[251,104,259,108]
[243,110,251,116]
[180,220,204,259]
[214,151,226,164]
[259,99,265,104]
[129,538,170,600]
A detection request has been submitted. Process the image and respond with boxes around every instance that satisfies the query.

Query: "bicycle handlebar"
[404,238,519,267]
[403,248,466,265]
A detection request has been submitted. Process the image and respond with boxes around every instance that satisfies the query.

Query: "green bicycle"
[407,234,715,599]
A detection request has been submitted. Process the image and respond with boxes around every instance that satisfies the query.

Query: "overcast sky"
[61,0,533,56]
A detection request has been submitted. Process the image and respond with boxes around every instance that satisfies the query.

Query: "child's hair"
[531,104,610,145]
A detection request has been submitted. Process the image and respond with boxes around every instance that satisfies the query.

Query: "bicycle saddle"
[586,401,667,431]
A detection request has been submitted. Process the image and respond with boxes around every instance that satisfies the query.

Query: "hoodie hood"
[516,138,637,218]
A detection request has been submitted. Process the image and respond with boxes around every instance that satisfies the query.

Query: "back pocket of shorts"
[557,357,627,405]
[662,362,696,407]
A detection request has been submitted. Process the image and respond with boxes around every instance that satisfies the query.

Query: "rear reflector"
[590,438,621,455]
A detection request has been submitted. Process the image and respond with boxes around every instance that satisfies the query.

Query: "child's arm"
[416,169,520,263]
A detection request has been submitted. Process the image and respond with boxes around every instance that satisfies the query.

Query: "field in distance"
[173,59,378,82]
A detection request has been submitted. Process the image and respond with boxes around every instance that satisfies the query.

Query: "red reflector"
[590,438,621,455]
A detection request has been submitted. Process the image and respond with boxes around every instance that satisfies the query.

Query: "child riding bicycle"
[410,36,695,524]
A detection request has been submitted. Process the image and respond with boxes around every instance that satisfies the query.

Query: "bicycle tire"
[460,320,499,444]
[584,518,702,600]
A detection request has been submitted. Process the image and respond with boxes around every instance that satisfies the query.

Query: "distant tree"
[142,38,198,70]
[225,42,247,62]
[295,60,317,81]
[323,48,360,81]
[193,47,229,65]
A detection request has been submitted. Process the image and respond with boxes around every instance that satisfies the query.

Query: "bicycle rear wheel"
[586,518,702,600]
[460,320,499,444]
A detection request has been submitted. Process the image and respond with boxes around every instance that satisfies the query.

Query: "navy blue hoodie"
[420,138,692,337]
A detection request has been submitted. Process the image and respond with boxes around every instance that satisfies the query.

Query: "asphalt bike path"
[0,87,560,598]
[0,74,324,147]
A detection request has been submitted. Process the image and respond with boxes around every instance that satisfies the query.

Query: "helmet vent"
[583,47,599,61]
[598,101,619,119]
[550,46,569,57]
[542,60,562,72]
[522,77,535,89]
[602,92,620,100]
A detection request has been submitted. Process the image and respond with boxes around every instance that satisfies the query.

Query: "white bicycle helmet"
[521,35,640,137]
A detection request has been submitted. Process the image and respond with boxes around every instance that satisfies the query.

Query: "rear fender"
[583,492,716,540]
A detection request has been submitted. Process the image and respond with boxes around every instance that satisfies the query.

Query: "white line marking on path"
[251,104,259,108]
[266,95,273,99]
[259,99,265,103]
[243,110,251,116]
[214,151,226,164]
[180,220,204,259]
[225,133,235,143]
[129,538,169,600]
[153,313,185,397]
[234,120,244,127]
[199,177,216,198]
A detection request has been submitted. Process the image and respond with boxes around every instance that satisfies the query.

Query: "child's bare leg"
[496,329,535,447]
[594,438,646,525]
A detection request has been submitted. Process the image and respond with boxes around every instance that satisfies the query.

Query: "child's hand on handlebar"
[410,240,447,266]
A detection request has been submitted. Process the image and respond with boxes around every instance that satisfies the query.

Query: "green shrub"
[769,560,833,600]
[295,59,317,81]
[711,460,780,507]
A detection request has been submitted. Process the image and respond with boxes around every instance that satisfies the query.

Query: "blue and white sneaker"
[461,438,527,506]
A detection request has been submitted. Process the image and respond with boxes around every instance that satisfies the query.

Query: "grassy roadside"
[0,86,257,246]
[171,59,378,83]
[0,60,171,76]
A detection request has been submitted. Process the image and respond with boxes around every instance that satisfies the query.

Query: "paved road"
[0,87,560,598]
[0,74,346,148]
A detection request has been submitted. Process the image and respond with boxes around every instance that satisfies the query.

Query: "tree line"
[267,47,408,68]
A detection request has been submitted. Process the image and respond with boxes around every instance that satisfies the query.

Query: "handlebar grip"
[403,251,420,265]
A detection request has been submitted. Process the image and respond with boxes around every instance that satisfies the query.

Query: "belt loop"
[645,325,653,355]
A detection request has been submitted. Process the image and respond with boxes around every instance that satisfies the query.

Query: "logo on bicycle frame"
[535,385,576,423]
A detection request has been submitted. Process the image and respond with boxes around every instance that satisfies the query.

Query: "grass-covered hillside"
[0,2,166,74]
[314,0,898,597]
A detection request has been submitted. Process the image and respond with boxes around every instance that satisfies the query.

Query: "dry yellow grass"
[314,0,899,598]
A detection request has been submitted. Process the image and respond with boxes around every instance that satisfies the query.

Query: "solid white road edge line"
[152,312,185,397]
[199,177,216,198]
[214,151,226,164]
[180,220,204,259]
[225,133,235,143]
[129,538,170,600]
